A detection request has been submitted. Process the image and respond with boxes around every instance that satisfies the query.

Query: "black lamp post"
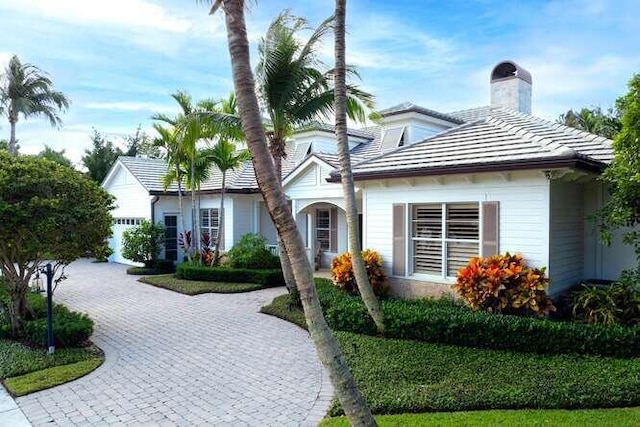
[30,263,55,355]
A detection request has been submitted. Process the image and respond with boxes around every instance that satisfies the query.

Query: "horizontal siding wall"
[549,181,584,293]
[362,171,550,282]
[107,167,151,218]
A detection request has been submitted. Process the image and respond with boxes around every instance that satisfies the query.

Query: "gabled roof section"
[118,156,176,192]
[337,108,612,181]
[379,102,465,125]
[294,121,375,139]
[448,106,494,123]
[282,154,337,188]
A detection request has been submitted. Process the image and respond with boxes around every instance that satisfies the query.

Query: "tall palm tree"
[256,11,375,293]
[0,55,70,155]
[202,139,250,265]
[334,0,384,334]
[207,1,375,424]
[153,124,191,260]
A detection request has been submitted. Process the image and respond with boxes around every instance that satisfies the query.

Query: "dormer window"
[381,126,405,152]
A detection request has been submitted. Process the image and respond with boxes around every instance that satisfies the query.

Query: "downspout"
[150,195,160,224]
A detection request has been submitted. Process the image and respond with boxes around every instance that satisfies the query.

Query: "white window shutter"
[481,201,500,257]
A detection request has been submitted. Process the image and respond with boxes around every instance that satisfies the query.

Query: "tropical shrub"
[305,280,640,358]
[93,243,113,262]
[330,249,387,296]
[121,220,165,267]
[24,306,94,348]
[200,232,214,267]
[453,253,555,317]
[571,269,640,326]
[227,233,281,269]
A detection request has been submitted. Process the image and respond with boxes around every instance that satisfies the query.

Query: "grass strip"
[319,407,640,426]
[4,358,103,397]
[138,274,265,295]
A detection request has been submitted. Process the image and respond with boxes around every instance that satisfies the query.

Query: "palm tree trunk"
[8,112,17,156]
[272,138,298,293]
[177,167,191,262]
[334,0,384,335]
[220,1,375,424]
[191,162,199,258]
[213,173,226,264]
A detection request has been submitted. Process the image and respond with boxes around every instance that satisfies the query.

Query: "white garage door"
[108,218,145,265]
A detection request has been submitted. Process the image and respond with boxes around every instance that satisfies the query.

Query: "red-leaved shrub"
[331,249,387,296]
[453,253,555,317]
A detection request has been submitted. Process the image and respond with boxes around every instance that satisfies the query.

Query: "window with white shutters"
[411,203,479,277]
[200,208,219,242]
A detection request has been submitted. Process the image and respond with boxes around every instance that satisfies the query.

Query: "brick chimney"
[490,61,532,114]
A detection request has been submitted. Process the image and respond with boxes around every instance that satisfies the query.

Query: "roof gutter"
[327,156,606,183]
[149,188,261,196]
[150,195,160,224]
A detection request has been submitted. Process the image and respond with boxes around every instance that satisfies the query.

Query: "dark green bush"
[176,263,284,287]
[126,260,175,276]
[315,280,640,358]
[226,233,281,269]
[24,306,94,348]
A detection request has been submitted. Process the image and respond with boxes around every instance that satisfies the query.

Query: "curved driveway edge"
[16,259,333,426]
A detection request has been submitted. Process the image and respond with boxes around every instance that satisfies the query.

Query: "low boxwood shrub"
[317,282,640,358]
[24,306,94,348]
[127,259,176,276]
[176,263,284,286]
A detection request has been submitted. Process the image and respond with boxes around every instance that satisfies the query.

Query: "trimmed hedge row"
[176,263,284,287]
[313,279,640,358]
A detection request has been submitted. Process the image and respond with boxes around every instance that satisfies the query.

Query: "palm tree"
[256,11,375,293]
[153,124,191,260]
[207,1,375,424]
[203,140,250,265]
[334,0,384,334]
[558,107,620,139]
[0,55,70,155]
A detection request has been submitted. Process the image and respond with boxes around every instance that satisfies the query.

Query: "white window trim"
[200,208,220,241]
[315,208,332,251]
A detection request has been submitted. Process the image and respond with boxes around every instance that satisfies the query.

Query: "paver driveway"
[16,259,333,426]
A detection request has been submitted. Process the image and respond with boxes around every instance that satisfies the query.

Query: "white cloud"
[10,0,191,33]
[84,101,178,114]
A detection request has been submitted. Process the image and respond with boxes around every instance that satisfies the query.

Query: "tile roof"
[343,108,612,180]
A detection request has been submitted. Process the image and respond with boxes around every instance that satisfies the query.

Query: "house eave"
[327,156,606,183]
[149,187,260,196]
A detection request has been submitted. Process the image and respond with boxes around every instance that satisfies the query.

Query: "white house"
[102,60,637,295]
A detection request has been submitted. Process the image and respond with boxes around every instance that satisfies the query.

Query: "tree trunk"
[271,136,297,293]
[220,1,375,424]
[177,166,191,261]
[191,162,200,257]
[213,173,226,264]
[8,111,17,156]
[334,0,384,335]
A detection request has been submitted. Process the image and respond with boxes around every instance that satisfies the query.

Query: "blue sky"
[0,0,638,166]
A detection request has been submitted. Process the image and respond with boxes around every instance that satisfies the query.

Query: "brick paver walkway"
[16,259,333,426]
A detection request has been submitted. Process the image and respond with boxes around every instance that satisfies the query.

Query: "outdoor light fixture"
[32,263,55,355]
[30,272,44,293]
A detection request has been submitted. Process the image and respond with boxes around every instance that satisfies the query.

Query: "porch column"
[307,212,314,264]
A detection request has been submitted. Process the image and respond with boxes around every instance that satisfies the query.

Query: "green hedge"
[176,263,284,287]
[313,279,640,358]
[24,306,94,348]
[127,259,176,275]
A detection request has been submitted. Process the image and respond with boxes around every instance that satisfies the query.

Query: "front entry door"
[164,215,178,261]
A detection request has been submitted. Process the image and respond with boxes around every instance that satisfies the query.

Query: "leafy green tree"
[121,220,165,267]
[0,152,114,333]
[37,144,73,168]
[0,55,70,155]
[81,129,123,183]
[124,125,162,159]
[599,74,640,261]
[558,107,620,139]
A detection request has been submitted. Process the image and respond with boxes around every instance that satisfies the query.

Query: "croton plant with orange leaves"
[331,249,387,296]
[453,253,555,317]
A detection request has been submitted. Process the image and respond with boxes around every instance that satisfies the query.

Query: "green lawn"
[320,407,640,426]
[0,339,102,396]
[138,274,265,295]
[262,294,640,420]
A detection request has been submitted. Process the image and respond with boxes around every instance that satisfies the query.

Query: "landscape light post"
[30,263,55,354]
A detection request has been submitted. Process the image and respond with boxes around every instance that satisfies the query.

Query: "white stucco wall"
[362,171,550,285]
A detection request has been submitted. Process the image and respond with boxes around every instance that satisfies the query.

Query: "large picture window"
[200,208,219,242]
[411,203,479,277]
